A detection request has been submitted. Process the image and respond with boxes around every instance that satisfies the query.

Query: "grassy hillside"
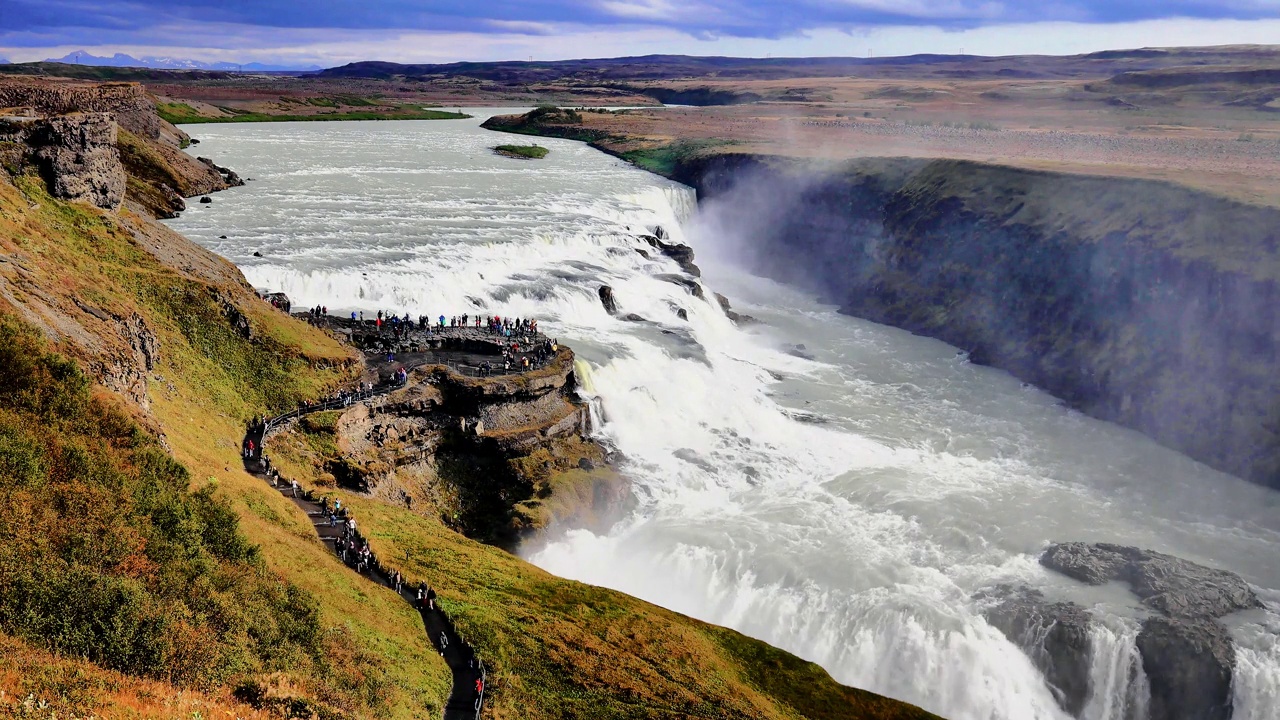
[0,172,454,718]
[265,419,942,720]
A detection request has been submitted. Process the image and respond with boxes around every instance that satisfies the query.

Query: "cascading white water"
[1082,621,1147,720]
[168,112,1280,720]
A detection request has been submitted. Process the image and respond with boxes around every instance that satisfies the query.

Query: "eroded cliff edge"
[672,153,1280,491]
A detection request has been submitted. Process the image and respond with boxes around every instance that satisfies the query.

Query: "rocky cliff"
[0,114,126,210]
[675,153,1280,491]
[0,77,239,217]
[274,347,619,547]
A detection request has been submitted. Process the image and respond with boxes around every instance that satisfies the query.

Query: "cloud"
[5,0,1280,47]
[2,1,1280,64]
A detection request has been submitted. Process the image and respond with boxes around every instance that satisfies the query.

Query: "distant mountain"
[44,51,321,72]
[318,46,1280,84]
[0,57,10,65]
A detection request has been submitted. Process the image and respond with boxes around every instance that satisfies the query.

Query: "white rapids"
[168,111,1280,720]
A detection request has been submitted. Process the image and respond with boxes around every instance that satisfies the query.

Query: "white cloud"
[4,17,1280,66]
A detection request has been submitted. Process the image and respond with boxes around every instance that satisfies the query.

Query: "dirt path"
[243,402,486,719]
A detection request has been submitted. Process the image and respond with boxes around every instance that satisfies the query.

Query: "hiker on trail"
[417,582,426,608]
[247,439,256,459]
[475,678,483,697]
[291,479,298,498]
[427,586,436,611]
[439,315,446,329]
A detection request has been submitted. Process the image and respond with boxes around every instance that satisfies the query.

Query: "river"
[168,111,1280,720]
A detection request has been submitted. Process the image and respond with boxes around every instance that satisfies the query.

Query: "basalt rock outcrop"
[0,114,125,210]
[310,346,610,547]
[1032,542,1263,720]
[675,153,1280,491]
[981,587,1095,717]
[1,77,240,217]
[1041,542,1263,619]
[644,229,701,277]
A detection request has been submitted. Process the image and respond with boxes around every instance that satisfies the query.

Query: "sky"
[2,1,1280,67]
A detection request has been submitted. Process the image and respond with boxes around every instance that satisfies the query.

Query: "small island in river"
[494,143,549,159]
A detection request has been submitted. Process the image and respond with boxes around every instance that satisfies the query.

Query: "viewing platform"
[291,311,559,379]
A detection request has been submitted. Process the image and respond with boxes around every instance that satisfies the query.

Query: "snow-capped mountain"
[43,51,321,72]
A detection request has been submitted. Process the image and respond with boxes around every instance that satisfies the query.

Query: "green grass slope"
[265,419,942,720]
[0,172,453,718]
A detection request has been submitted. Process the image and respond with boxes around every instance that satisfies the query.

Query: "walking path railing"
[244,385,488,720]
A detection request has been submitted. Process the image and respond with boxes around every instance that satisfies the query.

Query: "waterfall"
[167,117,1280,720]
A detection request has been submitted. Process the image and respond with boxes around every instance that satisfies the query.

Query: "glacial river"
[169,112,1279,720]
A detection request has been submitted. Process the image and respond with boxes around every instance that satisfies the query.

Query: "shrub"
[0,315,323,688]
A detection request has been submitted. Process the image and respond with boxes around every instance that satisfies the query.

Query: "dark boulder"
[676,308,688,321]
[643,235,702,277]
[197,156,244,187]
[982,587,1094,717]
[598,285,618,315]
[1137,617,1235,720]
[656,274,706,301]
[1041,542,1262,619]
[252,251,263,257]
[622,313,647,322]
[199,195,212,204]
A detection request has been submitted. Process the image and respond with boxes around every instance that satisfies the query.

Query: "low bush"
[0,315,323,688]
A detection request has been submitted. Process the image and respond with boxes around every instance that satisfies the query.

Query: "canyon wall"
[0,77,238,216]
[0,114,126,210]
[675,154,1280,490]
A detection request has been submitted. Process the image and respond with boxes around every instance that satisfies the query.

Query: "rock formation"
[598,285,618,315]
[1136,617,1236,720]
[643,233,701,276]
[1041,542,1263,619]
[1,114,126,210]
[1035,542,1262,720]
[982,587,1095,717]
[1,77,241,217]
[306,346,611,546]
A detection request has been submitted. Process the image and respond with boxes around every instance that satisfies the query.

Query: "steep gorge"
[672,153,1280,491]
